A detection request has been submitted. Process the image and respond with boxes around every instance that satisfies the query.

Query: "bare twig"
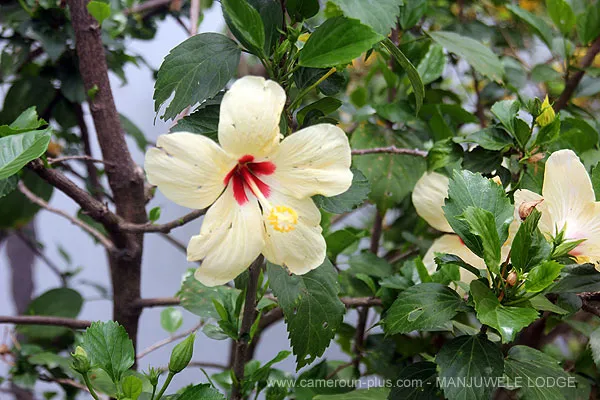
[137,321,203,359]
[48,155,112,166]
[18,181,116,252]
[120,209,206,233]
[0,316,91,329]
[133,297,181,309]
[351,147,427,157]
[39,375,91,393]
[160,233,188,253]
[189,0,200,35]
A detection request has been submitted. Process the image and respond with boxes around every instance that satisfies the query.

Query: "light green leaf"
[529,294,569,314]
[380,37,424,114]
[160,307,183,333]
[546,0,576,35]
[267,259,345,369]
[470,280,539,343]
[222,0,265,56]
[427,138,462,171]
[81,321,135,383]
[2,107,46,134]
[121,376,143,400]
[312,168,370,214]
[178,269,240,319]
[491,99,520,136]
[577,3,600,45]
[399,0,427,30]
[154,33,240,120]
[87,1,111,25]
[506,4,554,47]
[314,388,390,400]
[436,334,504,400]
[148,206,161,223]
[330,0,402,35]
[348,252,393,278]
[417,43,446,85]
[458,207,501,272]
[429,31,504,82]
[0,129,51,180]
[524,260,563,292]
[176,384,226,400]
[299,16,384,68]
[383,283,462,335]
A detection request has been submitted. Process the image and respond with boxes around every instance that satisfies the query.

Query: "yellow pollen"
[267,205,298,233]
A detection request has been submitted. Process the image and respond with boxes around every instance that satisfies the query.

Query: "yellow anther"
[267,205,298,233]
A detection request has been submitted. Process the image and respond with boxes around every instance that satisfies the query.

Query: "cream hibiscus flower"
[412,172,513,283]
[145,76,353,286]
[514,149,600,266]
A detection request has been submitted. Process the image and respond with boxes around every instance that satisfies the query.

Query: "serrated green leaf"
[172,104,220,141]
[154,33,240,120]
[427,138,462,171]
[87,1,111,25]
[457,207,501,272]
[222,0,265,56]
[329,0,401,35]
[381,38,424,114]
[0,129,51,180]
[429,31,504,82]
[389,362,438,400]
[299,17,384,68]
[312,168,369,213]
[81,321,135,383]
[435,334,504,400]
[384,283,462,334]
[267,259,345,369]
[524,261,563,292]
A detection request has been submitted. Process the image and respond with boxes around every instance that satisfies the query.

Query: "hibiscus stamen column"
[231,255,264,400]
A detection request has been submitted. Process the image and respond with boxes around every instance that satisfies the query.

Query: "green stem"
[288,67,336,111]
[82,373,101,400]
[154,371,175,400]
[150,384,157,400]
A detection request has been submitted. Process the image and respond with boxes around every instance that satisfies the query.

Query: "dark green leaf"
[172,104,220,141]
[0,175,18,199]
[297,97,342,126]
[325,228,364,259]
[549,264,600,293]
[546,0,575,35]
[506,4,554,47]
[383,283,462,334]
[314,388,389,400]
[399,0,427,30]
[429,31,504,82]
[0,170,53,229]
[534,117,560,147]
[267,259,345,369]
[381,38,424,114]
[330,0,402,35]
[590,326,600,367]
[457,207,501,272]
[470,280,538,342]
[0,129,51,180]
[491,99,520,136]
[286,0,319,20]
[81,321,135,383]
[389,362,439,400]
[511,209,552,272]
[577,3,600,45]
[222,0,265,56]
[427,139,462,171]
[313,168,370,213]
[299,17,384,68]
[154,33,240,120]
[434,253,482,279]
[348,252,393,278]
[249,0,283,56]
[461,127,514,151]
[592,162,600,201]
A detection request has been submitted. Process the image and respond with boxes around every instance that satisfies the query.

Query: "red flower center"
[224,155,276,205]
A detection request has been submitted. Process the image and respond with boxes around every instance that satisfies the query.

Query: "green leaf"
[172,103,220,141]
[267,259,345,369]
[87,1,111,25]
[222,0,265,56]
[314,388,389,400]
[506,4,554,47]
[436,334,504,400]
[286,0,319,20]
[160,307,183,333]
[434,253,482,279]
[505,346,576,399]
[470,280,538,342]
[154,33,240,120]
[18,288,83,340]
[383,283,462,335]
[312,168,370,214]
[297,97,342,126]
[534,117,560,147]
[0,107,46,135]
[592,162,600,201]
[546,0,575,35]
[549,264,600,293]
[524,260,563,292]
[178,269,240,319]
[429,31,504,82]
[389,362,438,400]
[510,209,552,272]
[121,375,143,400]
[0,175,18,199]
[491,99,520,136]
[249,0,283,56]
[148,206,161,223]
[443,170,514,261]
[348,252,393,278]
[119,114,148,151]
[325,228,364,259]
[0,129,51,180]
[457,207,501,272]
[176,384,226,400]
[427,138,462,171]
[461,127,514,151]
[329,0,402,35]
[417,43,446,85]
[351,123,426,211]
[590,326,600,367]
[299,16,384,68]
[529,294,569,315]
[81,321,135,383]
[399,0,427,30]
[380,38,425,114]
[577,3,600,45]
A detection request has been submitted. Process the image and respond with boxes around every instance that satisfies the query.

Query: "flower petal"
[261,188,325,274]
[542,149,595,231]
[564,202,600,264]
[145,132,235,209]
[263,123,352,198]
[218,76,286,158]
[188,185,265,286]
[412,172,453,233]
[422,234,486,283]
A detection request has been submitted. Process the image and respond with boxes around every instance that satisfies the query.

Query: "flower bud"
[71,346,91,374]
[145,367,162,387]
[518,199,544,220]
[506,271,518,286]
[536,95,555,127]
[491,176,502,186]
[169,333,195,374]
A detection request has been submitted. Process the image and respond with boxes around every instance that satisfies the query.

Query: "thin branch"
[39,375,91,394]
[189,0,200,35]
[133,297,181,309]
[188,361,228,370]
[123,0,171,15]
[137,321,203,359]
[18,181,116,252]
[351,147,427,157]
[160,233,188,253]
[555,35,600,111]
[0,316,91,329]
[120,209,206,233]
[48,155,112,166]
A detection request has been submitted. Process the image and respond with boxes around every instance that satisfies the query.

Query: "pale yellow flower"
[536,95,555,127]
[514,149,600,267]
[145,76,353,286]
[412,172,515,283]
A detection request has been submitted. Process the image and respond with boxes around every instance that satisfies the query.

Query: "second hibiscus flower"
[145,76,353,286]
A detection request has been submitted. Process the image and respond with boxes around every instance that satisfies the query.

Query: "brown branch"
[18,180,116,252]
[555,35,600,111]
[0,316,91,329]
[231,256,263,400]
[137,322,203,359]
[133,297,181,309]
[123,0,171,15]
[120,209,206,233]
[351,147,427,157]
[48,155,111,166]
